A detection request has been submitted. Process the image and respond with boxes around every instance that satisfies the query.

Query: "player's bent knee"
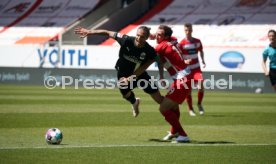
[159,98,178,113]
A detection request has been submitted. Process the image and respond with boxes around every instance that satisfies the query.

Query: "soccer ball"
[45,128,63,144]
[255,88,262,94]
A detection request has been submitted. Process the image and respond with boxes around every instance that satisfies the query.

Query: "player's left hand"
[202,61,206,68]
[184,59,192,64]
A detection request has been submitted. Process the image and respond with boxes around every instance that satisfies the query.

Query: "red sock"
[170,106,180,134]
[198,90,204,104]
[186,94,193,110]
[162,110,187,136]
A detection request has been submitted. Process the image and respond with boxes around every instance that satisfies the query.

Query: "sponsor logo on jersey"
[140,52,146,60]
[183,43,200,49]
[123,55,141,64]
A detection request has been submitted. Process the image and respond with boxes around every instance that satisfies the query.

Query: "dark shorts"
[117,71,159,96]
[269,68,276,86]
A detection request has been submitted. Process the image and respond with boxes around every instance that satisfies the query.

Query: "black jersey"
[113,33,157,76]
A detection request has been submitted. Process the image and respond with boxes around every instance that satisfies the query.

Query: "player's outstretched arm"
[74,26,116,38]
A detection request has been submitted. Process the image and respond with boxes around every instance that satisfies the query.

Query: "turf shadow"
[204,114,230,117]
[148,139,171,142]
[148,139,235,144]
[192,141,235,144]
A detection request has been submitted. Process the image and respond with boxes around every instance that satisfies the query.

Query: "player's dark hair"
[138,26,151,38]
[184,23,193,29]
[158,25,173,37]
[268,29,276,35]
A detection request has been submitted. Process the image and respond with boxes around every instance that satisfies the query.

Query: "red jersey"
[179,38,203,71]
[155,38,191,80]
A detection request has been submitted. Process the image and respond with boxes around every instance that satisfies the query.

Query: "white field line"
[0,143,275,150]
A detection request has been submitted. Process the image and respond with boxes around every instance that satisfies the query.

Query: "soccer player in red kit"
[179,23,206,116]
[155,25,192,142]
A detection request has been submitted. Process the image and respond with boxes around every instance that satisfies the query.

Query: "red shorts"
[191,69,204,82]
[165,79,191,104]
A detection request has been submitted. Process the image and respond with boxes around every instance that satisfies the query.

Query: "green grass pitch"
[0,85,275,163]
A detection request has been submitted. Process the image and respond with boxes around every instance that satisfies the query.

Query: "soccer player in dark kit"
[74,26,163,117]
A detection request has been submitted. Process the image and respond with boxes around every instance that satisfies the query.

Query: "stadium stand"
[61,0,156,45]
[102,0,276,48]
[0,0,101,45]
[141,0,276,25]
[1,0,275,49]
[61,0,122,45]
[0,0,158,45]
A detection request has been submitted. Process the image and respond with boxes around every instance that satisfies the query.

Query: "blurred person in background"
[262,29,276,92]
[179,23,206,116]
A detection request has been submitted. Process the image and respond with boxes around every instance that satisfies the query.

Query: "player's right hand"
[74,26,90,38]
